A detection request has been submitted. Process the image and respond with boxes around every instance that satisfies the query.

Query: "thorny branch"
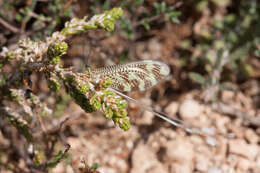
[203,50,229,102]
[0,16,20,33]
[0,8,126,171]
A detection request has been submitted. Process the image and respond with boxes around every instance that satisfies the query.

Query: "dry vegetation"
[0,0,259,173]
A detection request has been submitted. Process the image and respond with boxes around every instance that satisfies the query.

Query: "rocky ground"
[51,87,260,173]
[0,1,259,173]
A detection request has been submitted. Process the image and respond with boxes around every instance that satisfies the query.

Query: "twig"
[27,144,70,171]
[33,111,83,138]
[20,0,37,32]
[203,50,229,102]
[0,17,20,33]
[19,8,50,22]
[45,143,70,168]
[0,105,33,141]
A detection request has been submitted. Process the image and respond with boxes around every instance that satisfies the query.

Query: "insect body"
[83,60,219,140]
[86,60,170,92]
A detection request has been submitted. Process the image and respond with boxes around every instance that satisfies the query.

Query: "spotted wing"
[90,60,170,92]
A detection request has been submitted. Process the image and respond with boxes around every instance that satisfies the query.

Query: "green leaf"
[119,17,133,38]
[90,7,99,14]
[160,2,166,13]
[141,19,150,30]
[91,163,99,170]
[15,13,23,22]
[166,11,181,23]
[134,0,144,5]
[213,19,224,30]
[189,72,206,85]
[47,151,69,168]
[153,2,161,14]
[254,49,260,57]
[103,0,110,10]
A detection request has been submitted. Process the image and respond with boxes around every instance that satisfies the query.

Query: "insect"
[84,60,220,141]
[86,60,170,92]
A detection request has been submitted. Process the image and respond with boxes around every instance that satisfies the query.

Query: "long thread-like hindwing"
[86,60,224,142]
[89,60,170,92]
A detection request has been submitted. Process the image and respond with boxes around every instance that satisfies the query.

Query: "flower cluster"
[0,8,130,132]
[60,71,130,130]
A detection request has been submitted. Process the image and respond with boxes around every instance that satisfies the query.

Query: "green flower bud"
[90,94,101,110]
[117,117,130,131]
[101,78,112,90]
[47,42,68,64]
[48,78,61,92]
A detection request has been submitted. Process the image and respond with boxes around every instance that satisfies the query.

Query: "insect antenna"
[110,88,233,145]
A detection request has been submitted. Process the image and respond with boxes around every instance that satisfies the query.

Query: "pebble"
[237,157,253,171]
[139,110,154,125]
[208,167,222,173]
[245,129,259,144]
[164,101,179,117]
[195,154,212,171]
[165,138,194,163]
[221,90,235,102]
[130,142,167,173]
[179,99,201,119]
[171,163,193,173]
[228,139,259,160]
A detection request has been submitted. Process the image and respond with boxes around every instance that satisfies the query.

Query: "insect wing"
[90,60,170,92]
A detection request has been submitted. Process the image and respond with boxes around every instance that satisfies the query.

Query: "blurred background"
[0,0,259,172]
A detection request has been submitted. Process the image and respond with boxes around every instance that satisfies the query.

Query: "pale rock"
[165,138,194,163]
[67,137,83,150]
[18,159,26,171]
[148,163,168,173]
[165,101,179,117]
[66,165,74,173]
[206,137,217,147]
[245,129,259,144]
[237,92,252,110]
[221,164,236,173]
[159,127,177,139]
[228,125,244,139]
[228,139,259,160]
[226,154,239,167]
[116,159,128,171]
[139,98,152,106]
[99,166,118,173]
[215,114,230,134]
[252,167,260,173]
[255,154,260,171]
[195,154,212,172]
[179,99,201,119]
[147,38,162,60]
[170,163,193,173]
[139,110,154,125]
[237,157,253,171]
[195,144,212,157]
[207,167,222,173]
[221,90,234,102]
[130,142,167,173]
[52,163,65,173]
[215,138,228,160]
[190,135,204,145]
[126,140,134,149]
